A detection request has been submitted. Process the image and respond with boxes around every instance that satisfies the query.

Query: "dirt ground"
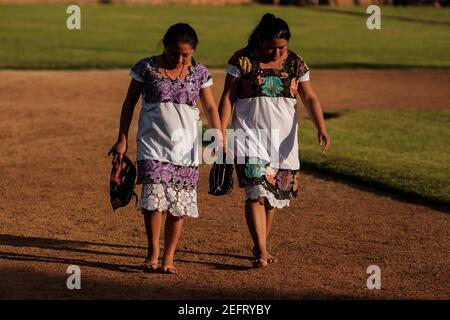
[0,69,449,300]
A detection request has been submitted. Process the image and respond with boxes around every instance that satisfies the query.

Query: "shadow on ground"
[0,265,365,300]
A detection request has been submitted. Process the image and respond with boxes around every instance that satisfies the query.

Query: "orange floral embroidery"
[293,172,300,192]
[290,77,299,97]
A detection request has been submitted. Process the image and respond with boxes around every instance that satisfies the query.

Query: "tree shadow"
[174,258,254,271]
[0,266,370,300]
[0,234,146,250]
[0,234,144,259]
[300,167,450,214]
[0,234,253,272]
[176,249,259,270]
[178,249,253,261]
[323,111,344,120]
[0,251,141,273]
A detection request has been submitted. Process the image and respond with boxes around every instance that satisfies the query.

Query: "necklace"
[163,64,184,81]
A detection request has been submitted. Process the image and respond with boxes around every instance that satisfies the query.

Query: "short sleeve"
[291,53,310,81]
[226,63,242,78]
[299,70,310,82]
[198,64,213,89]
[129,58,150,83]
[226,49,247,79]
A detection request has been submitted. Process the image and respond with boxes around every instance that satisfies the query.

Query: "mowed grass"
[317,5,450,23]
[0,4,449,69]
[298,109,450,206]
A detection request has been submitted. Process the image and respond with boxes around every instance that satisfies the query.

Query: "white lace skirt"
[138,183,199,218]
[245,185,291,209]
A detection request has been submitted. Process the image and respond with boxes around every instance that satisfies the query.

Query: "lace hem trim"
[245,185,291,209]
[137,199,199,218]
[137,183,199,218]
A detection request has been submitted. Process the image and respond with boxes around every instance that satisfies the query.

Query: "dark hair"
[247,13,291,49]
[162,23,198,49]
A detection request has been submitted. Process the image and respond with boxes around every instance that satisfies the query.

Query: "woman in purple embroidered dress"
[109,24,222,274]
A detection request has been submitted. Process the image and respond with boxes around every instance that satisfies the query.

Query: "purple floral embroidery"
[173,87,190,105]
[131,59,150,81]
[175,166,199,188]
[138,160,157,174]
[191,169,199,182]
[149,79,172,102]
[159,162,175,183]
[149,162,163,184]
[138,159,198,189]
[193,64,211,86]
[130,57,212,106]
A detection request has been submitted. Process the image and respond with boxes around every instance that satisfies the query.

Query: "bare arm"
[199,85,223,146]
[297,80,331,153]
[108,79,143,161]
[218,74,239,149]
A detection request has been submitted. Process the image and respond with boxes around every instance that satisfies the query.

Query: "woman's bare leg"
[265,202,275,236]
[161,214,184,273]
[245,198,268,267]
[252,201,277,263]
[143,209,162,271]
[264,201,278,263]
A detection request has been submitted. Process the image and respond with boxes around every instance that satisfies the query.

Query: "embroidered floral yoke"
[226,49,310,208]
[130,56,213,218]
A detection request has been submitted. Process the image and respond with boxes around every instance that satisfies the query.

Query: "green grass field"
[318,5,450,23]
[0,4,449,69]
[299,109,450,206]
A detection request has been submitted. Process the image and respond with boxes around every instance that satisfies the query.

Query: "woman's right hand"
[108,139,127,164]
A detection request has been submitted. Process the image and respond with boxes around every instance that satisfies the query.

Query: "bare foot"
[143,257,158,273]
[251,246,269,268]
[253,246,277,264]
[161,255,177,274]
[161,265,177,274]
[252,257,268,268]
[143,248,159,273]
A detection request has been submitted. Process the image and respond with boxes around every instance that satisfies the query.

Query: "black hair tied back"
[261,13,276,24]
[248,13,291,49]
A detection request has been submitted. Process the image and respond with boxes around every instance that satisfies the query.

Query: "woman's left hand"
[318,130,331,154]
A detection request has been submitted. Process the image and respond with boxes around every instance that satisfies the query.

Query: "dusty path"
[0,70,449,299]
[211,68,450,111]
